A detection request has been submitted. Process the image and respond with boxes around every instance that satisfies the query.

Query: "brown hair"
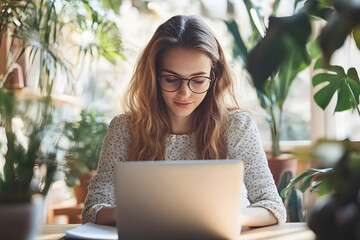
[123,15,239,160]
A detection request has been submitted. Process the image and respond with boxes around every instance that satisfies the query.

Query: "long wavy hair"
[123,15,239,161]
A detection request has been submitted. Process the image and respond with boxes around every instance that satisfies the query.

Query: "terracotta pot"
[267,153,298,186]
[73,170,96,204]
[0,194,43,240]
[4,63,25,89]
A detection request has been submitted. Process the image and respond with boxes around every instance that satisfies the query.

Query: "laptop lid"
[114,160,244,240]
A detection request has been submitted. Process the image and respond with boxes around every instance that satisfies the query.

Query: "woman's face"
[159,47,212,124]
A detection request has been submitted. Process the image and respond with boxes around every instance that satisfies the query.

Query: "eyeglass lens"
[159,75,211,94]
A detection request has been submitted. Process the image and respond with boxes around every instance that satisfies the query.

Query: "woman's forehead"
[160,47,212,77]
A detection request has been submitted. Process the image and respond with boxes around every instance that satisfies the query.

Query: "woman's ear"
[211,68,219,81]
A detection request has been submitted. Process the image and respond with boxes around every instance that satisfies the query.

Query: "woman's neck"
[169,115,193,135]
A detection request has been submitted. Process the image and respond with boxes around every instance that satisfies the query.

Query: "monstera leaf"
[247,12,311,92]
[312,58,360,113]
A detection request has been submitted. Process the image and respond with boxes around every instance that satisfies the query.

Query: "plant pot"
[73,170,96,204]
[4,63,25,89]
[0,194,43,240]
[267,153,298,186]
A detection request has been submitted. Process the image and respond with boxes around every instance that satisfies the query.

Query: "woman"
[82,15,286,227]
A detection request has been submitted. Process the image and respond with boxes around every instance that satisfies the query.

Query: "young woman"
[82,15,286,227]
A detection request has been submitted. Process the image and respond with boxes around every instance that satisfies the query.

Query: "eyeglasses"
[158,75,213,94]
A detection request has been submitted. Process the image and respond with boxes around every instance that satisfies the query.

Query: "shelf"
[11,87,79,105]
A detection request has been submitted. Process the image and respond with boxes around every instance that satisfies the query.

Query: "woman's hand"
[95,206,117,226]
[241,207,278,227]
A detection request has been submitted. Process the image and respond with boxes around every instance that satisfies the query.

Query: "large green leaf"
[225,20,248,65]
[242,0,262,40]
[281,168,333,198]
[247,12,311,92]
[318,0,360,63]
[320,12,351,64]
[276,34,310,105]
[312,59,360,112]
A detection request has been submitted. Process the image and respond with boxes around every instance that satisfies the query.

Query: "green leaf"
[312,62,360,112]
[298,173,317,192]
[304,0,334,20]
[313,58,345,75]
[313,75,340,110]
[347,68,360,104]
[225,20,248,65]
[353,26,360,51]
[309,37,321,60]
[281,168,317,198]
[333,0,360,25]
[276,34,310,105]
[247,12,311,92]
[273,0,282,15]
[320,12,352,64]
[280,168,333,198]
[242,0,262,40]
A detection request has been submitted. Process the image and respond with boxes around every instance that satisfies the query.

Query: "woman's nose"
[177,81,192,97]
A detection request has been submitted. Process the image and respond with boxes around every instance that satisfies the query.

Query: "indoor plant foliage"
[61,109,108,193]
[0,88,59,239]
[225,0,310,188]
[240,0,360,117]
[0,0,124,96]
[281,140,360,240]
[0,89,58,203]
[242,0,360,237]
[226,0,311,158]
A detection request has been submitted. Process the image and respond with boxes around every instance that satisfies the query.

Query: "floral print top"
[82,111,286,224]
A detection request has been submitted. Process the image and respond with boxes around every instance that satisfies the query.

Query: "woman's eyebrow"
[162,69,208,77]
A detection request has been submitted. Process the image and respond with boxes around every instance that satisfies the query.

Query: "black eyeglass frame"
[157,75,214,94]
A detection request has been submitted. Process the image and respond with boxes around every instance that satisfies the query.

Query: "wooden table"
[37,222,315,240]
[47,204,83,224]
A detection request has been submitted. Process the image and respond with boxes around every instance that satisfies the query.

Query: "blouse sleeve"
[82,114,130,223]
[226,112,286,224]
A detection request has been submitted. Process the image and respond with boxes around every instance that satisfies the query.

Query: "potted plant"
[226,0,311,185]
[281,139,360,239]
[0,0,123,234]
[242,0,360,236]
[0,88,58,240]
[60,109,109,204]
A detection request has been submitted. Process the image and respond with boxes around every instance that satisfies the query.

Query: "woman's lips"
[174,101,192,108]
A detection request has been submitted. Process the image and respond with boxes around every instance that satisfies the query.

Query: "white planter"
[0,194,43,240]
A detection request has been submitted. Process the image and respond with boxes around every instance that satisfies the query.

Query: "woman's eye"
[192,79,205,84]
[165,78,179,83]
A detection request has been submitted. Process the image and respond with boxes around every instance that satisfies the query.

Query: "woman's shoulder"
[227,109,254,126]
[108,113,131,132]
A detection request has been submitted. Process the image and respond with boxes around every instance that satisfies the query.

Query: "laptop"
[114,160,244,240]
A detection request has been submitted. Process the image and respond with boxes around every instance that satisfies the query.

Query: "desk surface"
[37,222,315,240]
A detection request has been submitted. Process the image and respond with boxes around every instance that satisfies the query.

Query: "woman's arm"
[226,112,287,226]
[241,207,278,227]
[95,206,117,225]
[82,115,130,224]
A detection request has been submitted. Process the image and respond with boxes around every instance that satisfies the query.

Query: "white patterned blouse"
[82,111,286,224]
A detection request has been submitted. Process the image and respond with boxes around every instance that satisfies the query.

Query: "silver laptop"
[114,160,244,240]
